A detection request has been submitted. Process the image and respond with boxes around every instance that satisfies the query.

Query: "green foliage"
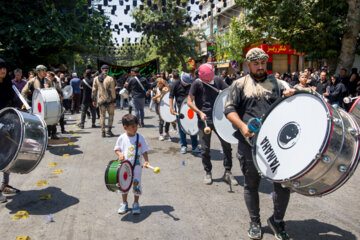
[131,1,205,71]
[215,15,262,63]
[234,0,350,61]
[0,0,112,72]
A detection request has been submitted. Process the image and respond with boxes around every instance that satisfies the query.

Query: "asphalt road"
[0,107,359,240]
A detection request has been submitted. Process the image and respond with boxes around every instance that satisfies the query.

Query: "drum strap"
[82,79,92,90]
[199,79,220,93]
[132,133,140,169]
[134,76,147,93]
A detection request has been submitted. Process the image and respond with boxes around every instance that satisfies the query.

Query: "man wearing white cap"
[224,48,295,240]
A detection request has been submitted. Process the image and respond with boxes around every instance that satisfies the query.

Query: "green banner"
[98,58,159,78]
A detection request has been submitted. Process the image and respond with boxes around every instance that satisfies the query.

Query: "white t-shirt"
[114,133,149,164]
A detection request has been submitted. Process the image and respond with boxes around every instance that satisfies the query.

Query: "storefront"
[243,44,305,74]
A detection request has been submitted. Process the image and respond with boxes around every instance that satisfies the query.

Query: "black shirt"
[126,75,149,99]
[169,80,191,109]
[189,76,228,123]
[315,80,330,95]
[224,74,284,144]
[0,78,21,110]
[80,78,93,104]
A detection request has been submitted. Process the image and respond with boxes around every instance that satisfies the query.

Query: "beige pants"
[99,104,115,132]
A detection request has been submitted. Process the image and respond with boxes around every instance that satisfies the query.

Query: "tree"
[0,0,112,72]
[131,0,205,71]
[230,0,360,72]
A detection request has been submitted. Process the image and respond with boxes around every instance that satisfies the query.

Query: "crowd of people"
[1,51,360,240]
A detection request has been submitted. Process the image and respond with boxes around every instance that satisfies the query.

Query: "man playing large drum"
[224,48,295,240]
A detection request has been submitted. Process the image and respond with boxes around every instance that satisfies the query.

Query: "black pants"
[48,124,57,137]
[59,113,65,132]
[238,142,290,223]
[198,121,232,173]
[155,102,169,135]
[81,103,96,124]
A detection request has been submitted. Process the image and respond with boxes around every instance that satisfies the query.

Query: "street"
[0,107,359,240]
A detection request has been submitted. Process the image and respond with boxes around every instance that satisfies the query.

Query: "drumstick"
[343,96,358,104]
[203,119,211,134]
[144,164,160,174]
[0,132,19,146]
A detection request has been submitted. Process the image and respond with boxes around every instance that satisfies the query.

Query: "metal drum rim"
[159,92,176,123]
[179,98,199,136]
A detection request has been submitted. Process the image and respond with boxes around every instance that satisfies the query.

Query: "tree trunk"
[336,0,360,73]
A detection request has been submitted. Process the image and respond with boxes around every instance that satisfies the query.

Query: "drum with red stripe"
[179,98,198,135]
[32,88,61,125]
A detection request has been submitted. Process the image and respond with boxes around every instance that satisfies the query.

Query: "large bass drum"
[213,88,238,144]
[253,92,360,197]
[179,98,198,135]
[159,92,176,123]
[32,88,62,125]
[0,108,48,174]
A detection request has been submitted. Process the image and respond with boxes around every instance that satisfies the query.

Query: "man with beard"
[92,65,116,137]
[224,48,295,240]
[187,64,237,186]
[0,58,22,202]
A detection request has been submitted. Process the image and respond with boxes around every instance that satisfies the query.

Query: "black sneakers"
[106,129,115,137]
[248,222,262,239]
[101,132,106,138]
[267,216,290,240]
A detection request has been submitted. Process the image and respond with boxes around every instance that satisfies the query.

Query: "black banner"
[97,58,159,78]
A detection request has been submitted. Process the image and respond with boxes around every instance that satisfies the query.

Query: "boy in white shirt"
[114,114,150,215]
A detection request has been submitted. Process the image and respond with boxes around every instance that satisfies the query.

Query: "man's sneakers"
[203,172,212,185]
[118,202,129,214]
[0,192,7,203]
[191,147,201,153]
[164,133,171,141]
[101,132,106,138]
[180,146,187,154]
[223,171,238,186]
[1,184,20,194]
[267,216,290,240]
[106,129,115,137]
[248,222,262,239]
[159,135,165,141]
[132,202,141,215]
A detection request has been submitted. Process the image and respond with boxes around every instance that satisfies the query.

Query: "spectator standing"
[70,72,81,114]
[11,68,27,92]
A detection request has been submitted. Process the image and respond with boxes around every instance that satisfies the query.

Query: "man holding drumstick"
[224,48,295,240]
[187,64,236,186]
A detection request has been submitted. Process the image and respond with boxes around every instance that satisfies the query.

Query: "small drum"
[0,108,47,174]
[62,85,73,100]
[349,97,360,125]
[179,98,198,135]
[119,88,129,99]
[104,160,134,192]
[254,92,360,196]
[32,88,62,125]
[213,88,238,144]
[105,160,121,192]
[159,92,176,123]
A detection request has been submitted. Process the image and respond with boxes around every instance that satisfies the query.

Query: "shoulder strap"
[82,79,92,89]
[199,78,220,93]
[134,76,147,93]
[132,133,140,168]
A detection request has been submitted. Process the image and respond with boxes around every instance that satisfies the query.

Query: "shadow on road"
[5,186,79,215]
[121,205,179,223]
[262,219,356,240]
[48,144,83,156]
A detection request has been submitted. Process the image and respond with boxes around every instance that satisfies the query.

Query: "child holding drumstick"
[114,114,150,215]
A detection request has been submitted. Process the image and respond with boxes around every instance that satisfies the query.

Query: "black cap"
[101,64,109,70]
[131,67,140,73]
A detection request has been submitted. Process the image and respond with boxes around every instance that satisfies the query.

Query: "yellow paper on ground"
[48,162,57,167]
[38,193,51,200]
[52,169,63,174]
[62,154,70,158]
[16,236,31,240]
[13,211,29,219]
[35,180,47,186]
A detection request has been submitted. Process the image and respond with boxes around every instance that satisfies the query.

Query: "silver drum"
[254,92,360,197]
[0,107,48,174]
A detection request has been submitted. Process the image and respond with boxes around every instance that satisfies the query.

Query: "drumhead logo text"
[260,136,280,173]
[277,122,300,149]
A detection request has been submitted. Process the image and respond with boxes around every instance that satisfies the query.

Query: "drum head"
[32,89,45,120]
[179,98,198,135]
[0,108,22,170]
[62,85,73,99]
[254,93,330,181]
[213,88,238,144]
[118,160,134,192]
[159,92,176,123]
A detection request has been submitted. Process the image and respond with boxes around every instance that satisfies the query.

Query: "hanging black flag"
[162,7,166,12]
[199,5,202,10]
[119,0,124,5]
[217,8,221,12]
[111,5,116,14]
[147,0,151,6]
[211,3,214,8]
[223,2,227,7]
[104,0,108,6]
[140,4,144,10]
[133,0,137,6]
[187,6,190,11]
[168,3,172,8]
[182,2,186,7]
